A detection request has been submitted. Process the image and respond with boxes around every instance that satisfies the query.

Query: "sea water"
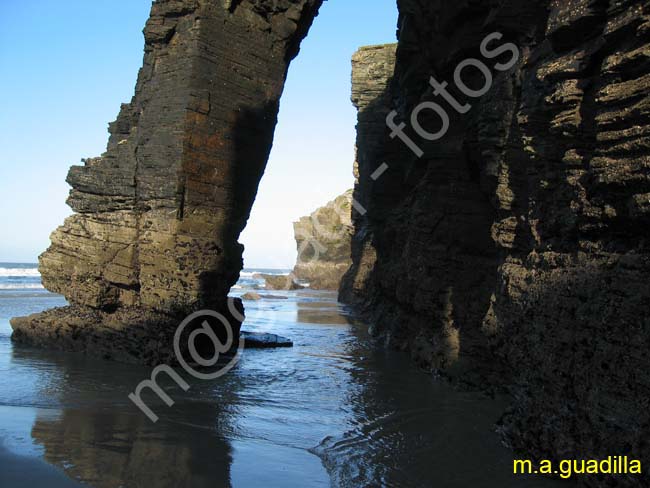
[0,263,565,487]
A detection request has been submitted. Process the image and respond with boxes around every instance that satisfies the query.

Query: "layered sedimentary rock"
[293,190,354,290]
[340,1,650,486]
[340,44,397,303]
[10,0,650,483]
[11,0,323,364]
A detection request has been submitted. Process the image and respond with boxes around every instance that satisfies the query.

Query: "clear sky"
[0,0,398,268]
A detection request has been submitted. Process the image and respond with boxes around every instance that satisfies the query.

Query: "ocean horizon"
[0,263,292,292]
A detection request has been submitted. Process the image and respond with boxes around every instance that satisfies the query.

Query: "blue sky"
[0,0,398,268]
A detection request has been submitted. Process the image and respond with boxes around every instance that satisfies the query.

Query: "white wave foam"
[0,283,44,290]
[240,271,290,278]
[0,268,40,277]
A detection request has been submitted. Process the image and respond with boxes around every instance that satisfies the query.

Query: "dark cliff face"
[9,0,650,481]
[341,0,650,484]
[41,0,323,312]
[11,0,323,363]
[340,44,397,304]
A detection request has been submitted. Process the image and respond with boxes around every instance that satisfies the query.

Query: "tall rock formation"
[11,0,323,364]
[9,0,650,483]
[292,190,353,290]
[340,1,650,486]
[340,44,397,305]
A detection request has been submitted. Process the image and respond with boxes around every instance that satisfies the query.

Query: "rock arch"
[10,2,650,484]
[12,0,325,363]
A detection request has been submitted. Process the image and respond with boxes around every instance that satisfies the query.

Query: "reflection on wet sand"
[295,292,350,325]
[10,345,236,488]
[4,289,566,488]
[0,440,84,488]
[310,304,565,488]
[31,407,233,488]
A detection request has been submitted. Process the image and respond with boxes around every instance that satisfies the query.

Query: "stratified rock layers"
[293,190,354,290]
[340,1,650,486]
[340,44,397,305]
[11,0,323,363]
[8,0,649,484]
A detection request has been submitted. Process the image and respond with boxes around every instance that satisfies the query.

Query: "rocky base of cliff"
[494,253,650,473]
[256,274,305,291]
[10,302,243,366]
[293,262,351,290]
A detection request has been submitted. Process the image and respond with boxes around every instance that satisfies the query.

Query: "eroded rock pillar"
[11,0,323,364]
